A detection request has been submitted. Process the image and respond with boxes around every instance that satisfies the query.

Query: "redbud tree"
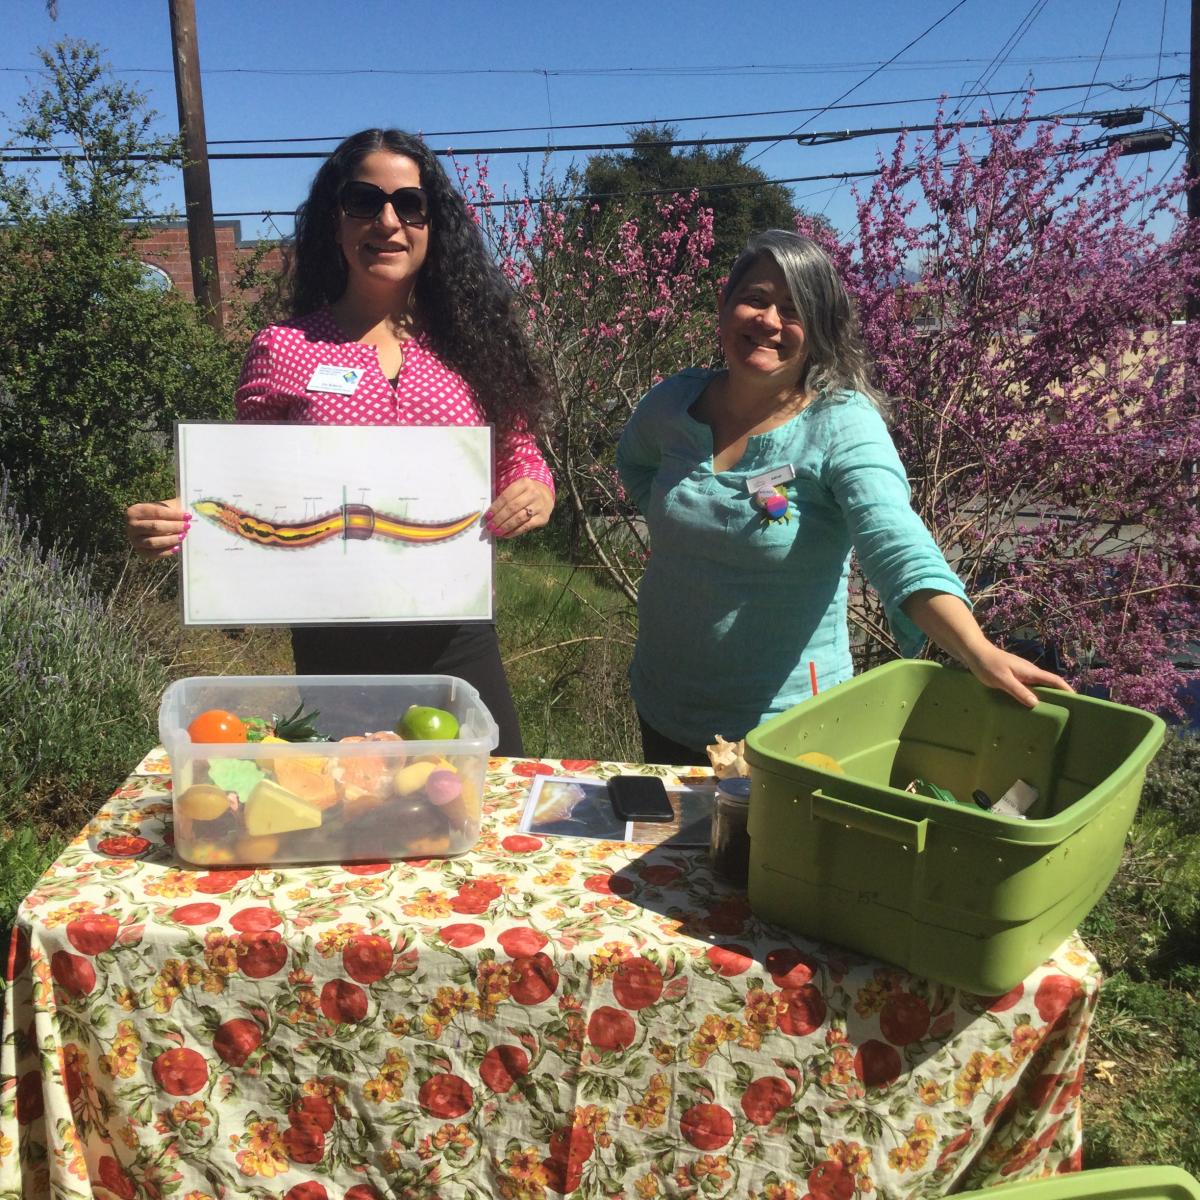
[458,159,716,601]
[462,109,1199,717]
[803,112,1199,715]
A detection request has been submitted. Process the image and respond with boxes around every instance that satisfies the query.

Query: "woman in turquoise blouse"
[617,230,1069,765]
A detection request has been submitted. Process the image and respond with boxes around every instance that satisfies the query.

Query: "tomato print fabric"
[0,755,1096,1199]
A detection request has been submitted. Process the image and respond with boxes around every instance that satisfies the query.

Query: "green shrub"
[1083,729,1200,977]
[0,41,243,574]
[1082,728,1200,1166]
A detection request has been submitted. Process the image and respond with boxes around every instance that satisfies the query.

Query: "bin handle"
[811,790,927,853]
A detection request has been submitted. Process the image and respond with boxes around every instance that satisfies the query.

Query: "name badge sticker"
[745,463,796,494]
[306,365,365,395]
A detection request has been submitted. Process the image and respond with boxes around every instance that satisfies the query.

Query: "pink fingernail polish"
[169,545,181,555]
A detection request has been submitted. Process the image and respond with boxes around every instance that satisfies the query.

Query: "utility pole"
[168,0,223,331]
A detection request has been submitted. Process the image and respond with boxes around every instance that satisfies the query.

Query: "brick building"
[138,220,286,322]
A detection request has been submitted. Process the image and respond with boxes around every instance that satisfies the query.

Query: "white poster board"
[176,422,493,626]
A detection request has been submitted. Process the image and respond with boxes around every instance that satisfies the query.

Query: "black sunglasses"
[339,180,429,228]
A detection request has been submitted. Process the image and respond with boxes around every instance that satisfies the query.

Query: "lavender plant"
[0,476,167,831]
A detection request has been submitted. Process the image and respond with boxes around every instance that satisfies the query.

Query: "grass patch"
[1078,727,1200,1169]
[1083,972,1200,1172]
[496,534,639,760]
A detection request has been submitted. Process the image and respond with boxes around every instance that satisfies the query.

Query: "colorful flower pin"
[753,486,790,522]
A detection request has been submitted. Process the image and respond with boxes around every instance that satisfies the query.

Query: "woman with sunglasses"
[124,129,555,753]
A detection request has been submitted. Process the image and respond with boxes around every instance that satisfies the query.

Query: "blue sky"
[1,0,1192,243]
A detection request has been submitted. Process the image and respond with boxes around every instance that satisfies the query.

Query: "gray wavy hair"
[723,229,888,415]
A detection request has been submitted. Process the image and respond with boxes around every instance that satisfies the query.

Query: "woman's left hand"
[962,643,1073,708]
[902,591,1074,708]
[485,479,554,538]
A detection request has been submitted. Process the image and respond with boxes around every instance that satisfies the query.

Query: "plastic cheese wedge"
[244,779,323,836]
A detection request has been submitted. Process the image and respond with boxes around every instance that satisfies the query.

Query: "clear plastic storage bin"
[158,674,499,866]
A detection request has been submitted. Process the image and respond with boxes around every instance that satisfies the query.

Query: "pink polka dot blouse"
[234,308,554,497]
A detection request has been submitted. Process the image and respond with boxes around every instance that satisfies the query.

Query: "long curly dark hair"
[288,128,551,435]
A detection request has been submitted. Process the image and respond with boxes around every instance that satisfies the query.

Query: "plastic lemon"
[393,759,440,796]
[398,705,459,741]
[177,783,232,822]
[796,751,844,773]
[235,834,281,862]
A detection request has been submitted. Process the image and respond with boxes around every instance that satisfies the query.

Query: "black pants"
[290,623,524,756]
[637,713,712,768]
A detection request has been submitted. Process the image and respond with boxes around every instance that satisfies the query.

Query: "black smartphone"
[607,775,674,823]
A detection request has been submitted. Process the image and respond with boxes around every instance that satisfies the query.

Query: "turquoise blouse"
[616,368,969,751]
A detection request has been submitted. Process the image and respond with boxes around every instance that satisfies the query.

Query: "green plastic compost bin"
[954,1166,1200,1200]
[743,661,1165,993]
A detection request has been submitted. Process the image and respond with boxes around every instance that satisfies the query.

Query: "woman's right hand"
[125,497,189,560]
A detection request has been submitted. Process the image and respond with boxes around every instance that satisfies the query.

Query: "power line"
[173,73,1196,144]
[2,73,1183,154]
[1,103,1181,165]
[951,0,1049,119]
[1151,0,1169,114]
[1083,1,1124,113]
[0,50,1186,79]
[144,131,1183,224]
[1139,1,1172,214]
[213,73,1187,143]
[745,0,972,165]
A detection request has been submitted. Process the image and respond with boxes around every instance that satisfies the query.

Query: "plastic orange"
[187,709,248,744]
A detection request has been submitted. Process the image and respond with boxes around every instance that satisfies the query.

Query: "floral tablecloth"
[1,754,1098,1200]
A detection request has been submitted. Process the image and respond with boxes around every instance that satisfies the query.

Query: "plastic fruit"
[244,780,323,836]
[184,841,237,865]
[413,753,454,769]
[273,757,339,809]
[332,739,390,804]
[394,760,439,796]
[795,752,844,773]
[426,769,463,806]
[398,705,459,741]
[426,769,469,828]
[188,709,248,743]
[235,834,281,862]
[177,783,232,822]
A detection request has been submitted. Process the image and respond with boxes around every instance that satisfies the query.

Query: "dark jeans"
[290,623,524,756]
[637,712,712,768]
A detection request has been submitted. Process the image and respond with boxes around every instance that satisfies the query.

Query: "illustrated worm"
[192,499,482,548]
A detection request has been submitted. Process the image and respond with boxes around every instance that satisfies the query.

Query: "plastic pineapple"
[244,703,327,744]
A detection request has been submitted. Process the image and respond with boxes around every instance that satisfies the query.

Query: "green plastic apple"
[398,704,460,741]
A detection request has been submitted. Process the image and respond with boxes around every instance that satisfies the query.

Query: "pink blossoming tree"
[459,159,716,601]
[461,108,1199,716]
[802,110,1199,714]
